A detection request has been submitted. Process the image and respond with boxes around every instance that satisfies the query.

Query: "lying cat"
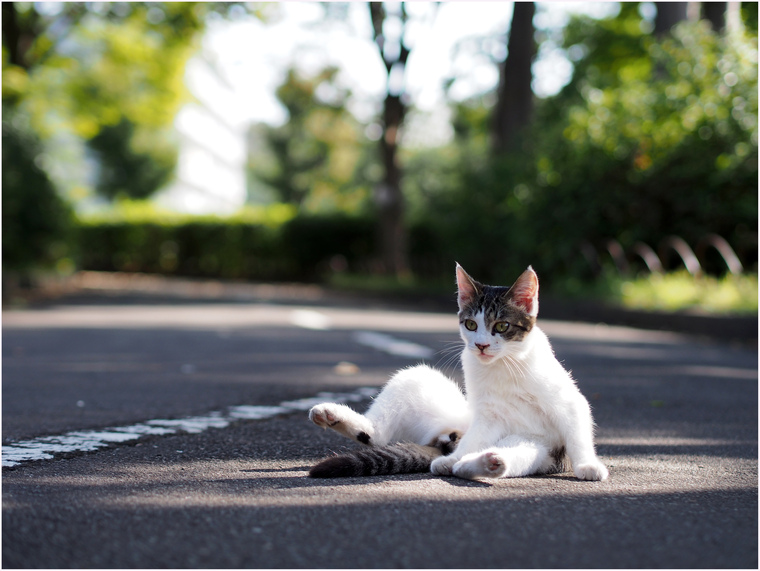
[309,264,608,482]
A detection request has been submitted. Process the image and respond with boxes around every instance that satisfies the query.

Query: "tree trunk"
[491,2,536,154]
[654,2,688,36]
[2,3,25,68]
[702,2,726,31]
[369,2,410,277]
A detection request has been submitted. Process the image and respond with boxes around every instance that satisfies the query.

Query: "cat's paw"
[431,430,463,455]
[574,460,609,481]
[308,403,374,445]
[452,450,508,479]
[482,451,508,476]
[430,455,458,476]
[308,404,340,429]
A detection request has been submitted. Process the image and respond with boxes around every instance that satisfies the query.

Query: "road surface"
[2,287,757,568]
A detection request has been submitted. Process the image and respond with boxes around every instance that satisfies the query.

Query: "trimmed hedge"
[76,213,377,282]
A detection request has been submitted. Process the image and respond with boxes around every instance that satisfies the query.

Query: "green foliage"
[250,66,374,212]
[86,118,178,200]
[2,118,74,272]
[3,3,259,204]
[525,20,757,276]
[410,16,757,287]
[75,207,374,282]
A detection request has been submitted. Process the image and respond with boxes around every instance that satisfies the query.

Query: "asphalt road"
[2,287,757,568]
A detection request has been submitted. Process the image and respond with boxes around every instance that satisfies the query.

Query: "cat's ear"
[455,263,480,310]
[507,266,539,317]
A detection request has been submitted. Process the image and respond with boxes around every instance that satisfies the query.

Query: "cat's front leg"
[574,459,608,481]
[560,396,609,481]
[430,453,459,476]
[308,403,376,445]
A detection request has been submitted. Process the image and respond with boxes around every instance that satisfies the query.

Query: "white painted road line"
[288,309,332,331]
[2,388,379,468]
[353,331,435,360]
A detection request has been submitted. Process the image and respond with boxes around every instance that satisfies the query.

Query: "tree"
[251,66,369,211]
[369,2,412,277]
[2,2,255,201]
[491,2,536,154]
[87,118,178,201]
[1,2,258,276]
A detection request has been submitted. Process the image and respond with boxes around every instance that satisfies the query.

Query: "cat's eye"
[464,319,477,331]
[494,322,510,333]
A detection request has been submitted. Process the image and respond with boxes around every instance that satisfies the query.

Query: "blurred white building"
[155,51,248,215]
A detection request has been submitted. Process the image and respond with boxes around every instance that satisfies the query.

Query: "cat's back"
[382,364,467,406]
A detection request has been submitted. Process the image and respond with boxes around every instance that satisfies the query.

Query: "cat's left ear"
[508,266,539,317]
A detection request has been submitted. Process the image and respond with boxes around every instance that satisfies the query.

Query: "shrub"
[75,208,376,282]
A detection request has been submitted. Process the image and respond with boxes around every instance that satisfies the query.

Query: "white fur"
[309,364,471,448]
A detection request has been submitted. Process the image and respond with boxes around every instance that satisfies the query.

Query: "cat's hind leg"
[428,429,464,456]
[451,436,554,480]
[308,403,378,446]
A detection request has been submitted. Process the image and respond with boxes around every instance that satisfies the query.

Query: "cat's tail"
[309,442,441,478]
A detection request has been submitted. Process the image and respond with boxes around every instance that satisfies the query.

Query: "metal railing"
[584,234,747,276]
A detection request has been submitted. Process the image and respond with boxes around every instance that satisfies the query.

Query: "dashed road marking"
[353,331,435,359]
[2,387,378,468]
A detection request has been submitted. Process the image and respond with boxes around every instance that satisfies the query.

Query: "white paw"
[482,451,508,477]
[431,455,458,476]
[453,451,508,479]
[574,460,609,481]
[308,404,340,428]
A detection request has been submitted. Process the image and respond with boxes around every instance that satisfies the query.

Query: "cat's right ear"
[456,263,479,310]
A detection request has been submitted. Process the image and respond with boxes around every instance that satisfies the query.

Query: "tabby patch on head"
[456,264,538,343]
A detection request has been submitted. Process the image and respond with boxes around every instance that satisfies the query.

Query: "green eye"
[464,319,477,331]
[494,322,510,333]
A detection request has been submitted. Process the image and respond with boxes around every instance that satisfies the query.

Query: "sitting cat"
[309,264,608,482]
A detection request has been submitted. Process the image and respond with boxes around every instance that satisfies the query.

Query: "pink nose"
[475,343,490,352]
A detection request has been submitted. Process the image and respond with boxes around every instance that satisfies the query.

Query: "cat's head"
[455,263,538,364]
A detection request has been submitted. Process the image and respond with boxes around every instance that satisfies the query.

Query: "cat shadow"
[240,466,312,473]
[234,468,495,488]
[299,473,494,488]
[435,476,494,488]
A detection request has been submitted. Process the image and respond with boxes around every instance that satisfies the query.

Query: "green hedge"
[75,213,377,282]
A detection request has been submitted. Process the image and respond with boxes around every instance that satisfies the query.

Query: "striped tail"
[309,443,442,478]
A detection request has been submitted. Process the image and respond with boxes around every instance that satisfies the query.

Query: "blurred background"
[2,1,757,315]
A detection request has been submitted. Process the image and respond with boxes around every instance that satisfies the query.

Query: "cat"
[308,264,608,482]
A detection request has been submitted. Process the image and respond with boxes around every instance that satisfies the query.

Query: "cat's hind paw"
[309,404,340,428]
[574,460,609,481]
[308,403,374,445]
[430,430,463,456]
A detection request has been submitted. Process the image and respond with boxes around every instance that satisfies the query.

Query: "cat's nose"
[475,343,490,352]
